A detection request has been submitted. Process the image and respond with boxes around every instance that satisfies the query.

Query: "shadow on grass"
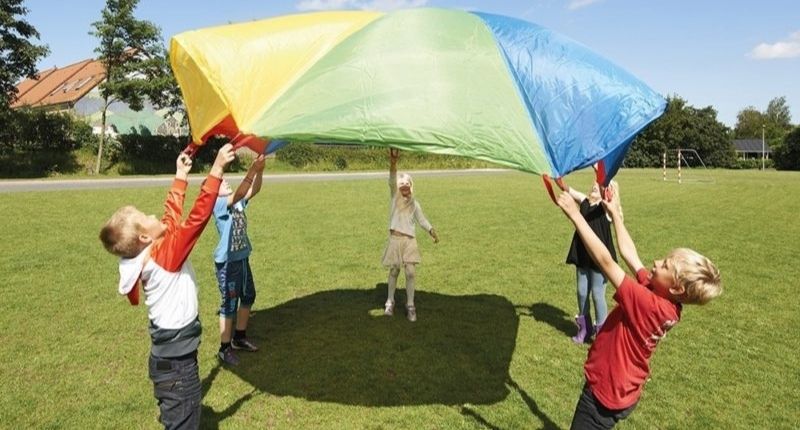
[521,302,576,338]
[460,377,562,430]
[222,283,518,406]
[201,364,258,430]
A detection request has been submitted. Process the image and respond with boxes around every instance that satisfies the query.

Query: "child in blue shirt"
[212,155,266,365]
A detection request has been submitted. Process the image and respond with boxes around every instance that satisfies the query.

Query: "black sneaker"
[231,337,259,352]
[217,347,240,366]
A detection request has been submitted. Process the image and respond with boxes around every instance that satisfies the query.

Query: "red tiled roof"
[11,58,107,108]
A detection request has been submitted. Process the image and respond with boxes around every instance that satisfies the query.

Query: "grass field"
[1,168,798,429]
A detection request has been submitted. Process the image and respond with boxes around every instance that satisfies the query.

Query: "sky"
[23,0,800,127]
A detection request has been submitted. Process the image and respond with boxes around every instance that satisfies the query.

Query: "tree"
[766,96,792,131]
[0,0,49,109]
[773,126,800,171]
[734,96,794,141]
[627,95,736,168]
[89,0,171,174]
[733,107,764,139]
[156,52,187,129]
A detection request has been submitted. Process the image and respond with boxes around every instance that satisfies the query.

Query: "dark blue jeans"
[570,382,637,430]
[215,259,256,317]
[148,352,201,430]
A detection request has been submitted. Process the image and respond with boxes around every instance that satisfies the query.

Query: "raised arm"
[230,155,266,206]
[159,144,234,270]
[555,178,588,203]
[602,192,643,273]
[389,148,399,197]
[160,153,193,232]
[566,186,587,203]
[557,192,626,288]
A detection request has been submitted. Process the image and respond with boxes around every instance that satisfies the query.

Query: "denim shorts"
[215,258,256,317]
[148,351,201,429]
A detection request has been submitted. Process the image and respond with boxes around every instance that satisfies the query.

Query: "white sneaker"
[384,301,394,316]
[406,305,417,322]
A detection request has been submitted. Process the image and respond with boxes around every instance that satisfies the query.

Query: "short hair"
[99,206,144,258]
[666,248,722,305]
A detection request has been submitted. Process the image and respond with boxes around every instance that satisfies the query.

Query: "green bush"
[0,108,96,154]
[275,143,494,170]
[732,158,774,170]
[112,135,248,175]
[0,109,97,177]
[773,126,800,171]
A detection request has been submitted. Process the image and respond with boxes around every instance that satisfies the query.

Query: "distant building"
[12,57,186,137]
[732,139,772,160]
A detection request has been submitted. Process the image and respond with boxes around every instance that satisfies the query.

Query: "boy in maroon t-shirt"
[555,184,722,430]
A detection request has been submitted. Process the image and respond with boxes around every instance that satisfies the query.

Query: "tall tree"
[765,96,792,132]
[627,95,735,168]
[733,107,764,139]
[734,96,793,141]
[773,126,800,171]
[0,0,49,109]
[89,0,171,174]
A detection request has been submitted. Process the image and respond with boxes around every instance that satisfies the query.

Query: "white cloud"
[296,0,428,11]
[567,0,602,11]
[749,31,800,59]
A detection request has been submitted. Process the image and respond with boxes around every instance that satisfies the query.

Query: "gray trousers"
[148,352,202,430]
[570,382,637,430]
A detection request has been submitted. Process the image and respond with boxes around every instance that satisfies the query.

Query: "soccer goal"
[661,149,714,183]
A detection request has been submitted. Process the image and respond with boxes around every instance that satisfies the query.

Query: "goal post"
[662,149,708,184]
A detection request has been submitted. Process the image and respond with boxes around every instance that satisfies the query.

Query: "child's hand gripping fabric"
[557,192,581,219]
[176,153,193,180]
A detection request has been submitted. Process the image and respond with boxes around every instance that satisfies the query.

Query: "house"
[732,139,772,160]
[12,57,185,137]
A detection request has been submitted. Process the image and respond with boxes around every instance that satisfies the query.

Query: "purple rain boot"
[572,315,591,344]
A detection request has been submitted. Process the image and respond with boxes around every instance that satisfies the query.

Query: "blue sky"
[25,0,799,127]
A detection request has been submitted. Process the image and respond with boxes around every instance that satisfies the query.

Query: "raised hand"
[176,153,193,176]
[211,144,235,178]
[556,192,580,218]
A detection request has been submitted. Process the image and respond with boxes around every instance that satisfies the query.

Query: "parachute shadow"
[526,302,576,338]
[201,363,257,430]
[227,285,518,406]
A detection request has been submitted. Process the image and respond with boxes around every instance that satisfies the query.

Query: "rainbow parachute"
[170,8,665,183]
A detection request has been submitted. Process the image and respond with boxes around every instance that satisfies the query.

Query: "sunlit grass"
[0,168,798,429]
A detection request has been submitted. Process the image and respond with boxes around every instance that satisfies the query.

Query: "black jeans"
[148,352,202,430]
[570,382,637,430]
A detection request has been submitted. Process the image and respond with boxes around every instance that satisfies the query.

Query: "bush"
[275,143,494,170]
[773,126,800,171]
[112,135,248,174]
[0,108,96,155]
[276,142,324,167]
[731,158,774,170]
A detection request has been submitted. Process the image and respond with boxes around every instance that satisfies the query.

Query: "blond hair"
[99,206,144,258]
[666,248,722,305]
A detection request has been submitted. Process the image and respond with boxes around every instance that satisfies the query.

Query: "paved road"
[0,168,512,193]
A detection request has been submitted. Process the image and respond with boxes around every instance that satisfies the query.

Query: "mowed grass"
[0,168,798,429]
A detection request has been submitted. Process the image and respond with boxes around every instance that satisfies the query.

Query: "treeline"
[3,98,800,178]
[626,96,798,170]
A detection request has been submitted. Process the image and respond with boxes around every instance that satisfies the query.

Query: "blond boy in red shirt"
[556,184,722,429]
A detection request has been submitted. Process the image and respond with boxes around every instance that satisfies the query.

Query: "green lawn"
[1,168,798,429]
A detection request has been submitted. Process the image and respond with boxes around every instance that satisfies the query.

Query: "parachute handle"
[593,161,613,201]
[542,175,568,205]
[181,132,247,159]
